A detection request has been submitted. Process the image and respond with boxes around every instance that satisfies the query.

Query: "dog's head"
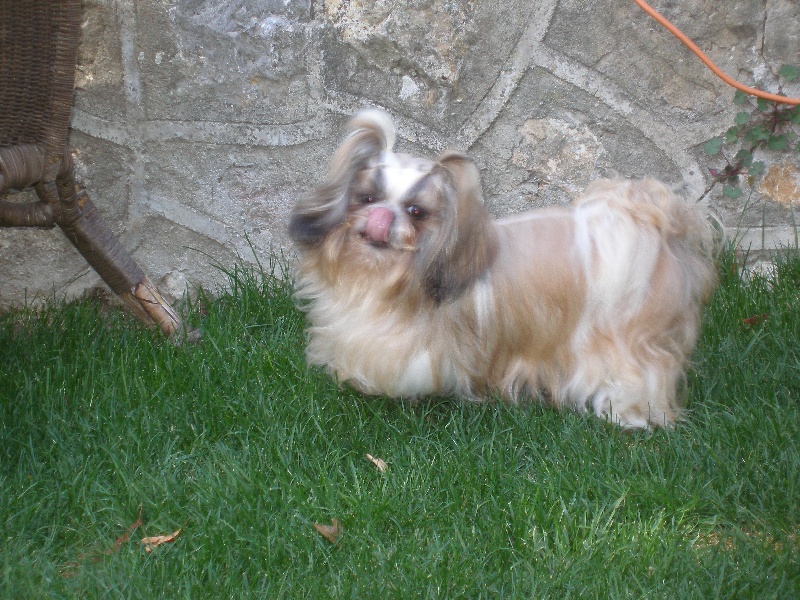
[290,110,497,303]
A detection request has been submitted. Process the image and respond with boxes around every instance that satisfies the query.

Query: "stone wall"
[2,0,799,306]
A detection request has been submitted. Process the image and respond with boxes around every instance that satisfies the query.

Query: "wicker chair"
[0,0,182,337]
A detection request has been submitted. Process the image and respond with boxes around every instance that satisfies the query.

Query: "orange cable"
[633,0,800,106]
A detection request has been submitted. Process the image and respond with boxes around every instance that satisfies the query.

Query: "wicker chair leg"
[30,155,184,338]
[119,276,182,337]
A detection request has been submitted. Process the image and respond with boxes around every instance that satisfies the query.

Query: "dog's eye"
[360,195,378,204]
[406,205,426,219]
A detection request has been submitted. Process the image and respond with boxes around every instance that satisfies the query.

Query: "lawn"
[1,249,798,598]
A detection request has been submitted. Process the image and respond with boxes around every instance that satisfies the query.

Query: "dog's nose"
[364,207,394,244]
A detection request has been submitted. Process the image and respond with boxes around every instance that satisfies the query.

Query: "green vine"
[703,65,800,200]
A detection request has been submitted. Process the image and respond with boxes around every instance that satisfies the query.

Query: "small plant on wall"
[703,65,800,201]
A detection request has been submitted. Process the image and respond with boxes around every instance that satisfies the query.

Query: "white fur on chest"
[302,282,457,398]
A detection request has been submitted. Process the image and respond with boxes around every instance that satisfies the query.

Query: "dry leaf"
[108,505,144,555]
[141,529,181,553]
[313,519,342,544]
[365,453,388,472]
[742,313,768,326]
[61,506,143,577]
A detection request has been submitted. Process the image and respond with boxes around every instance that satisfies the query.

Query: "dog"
[288,110,717,428]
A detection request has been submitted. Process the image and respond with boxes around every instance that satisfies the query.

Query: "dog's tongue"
[364,207,394,244]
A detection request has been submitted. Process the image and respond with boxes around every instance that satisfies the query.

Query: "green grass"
[1,249,798,598]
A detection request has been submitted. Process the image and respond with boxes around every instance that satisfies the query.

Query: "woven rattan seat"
[1,0,182,336]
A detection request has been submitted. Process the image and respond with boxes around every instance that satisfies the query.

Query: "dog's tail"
[579,179,712,247]
[572,178,718,357]
[567,178,718,427]
[577,178,717,302]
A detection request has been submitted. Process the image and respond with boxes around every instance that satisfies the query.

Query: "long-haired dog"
[289,110,717,428]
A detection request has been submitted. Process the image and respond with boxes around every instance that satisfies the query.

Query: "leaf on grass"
[107,505,144,555]
[365,453,388,472]
[61,506,144,577]
[141,529,182,553]
[742,313,768,326]
[313,519,342,544]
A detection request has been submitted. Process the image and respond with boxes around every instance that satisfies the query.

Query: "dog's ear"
[418,152,497,303]
[289,111,395,247]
